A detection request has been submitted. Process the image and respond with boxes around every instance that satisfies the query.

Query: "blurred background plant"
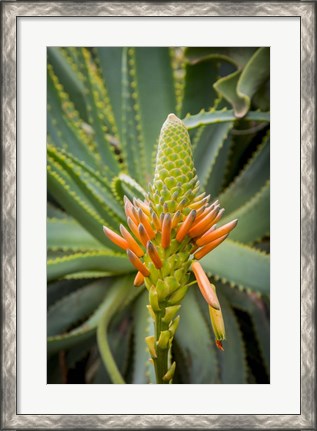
[47,47,270,384]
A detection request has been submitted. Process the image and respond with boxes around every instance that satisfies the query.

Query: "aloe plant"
[47,47,270,384]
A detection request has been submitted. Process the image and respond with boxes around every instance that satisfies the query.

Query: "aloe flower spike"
[103,113,237,381]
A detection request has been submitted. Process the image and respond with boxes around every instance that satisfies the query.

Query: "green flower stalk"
[103,114,237,384]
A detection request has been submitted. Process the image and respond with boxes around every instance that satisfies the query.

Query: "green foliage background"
[47,47,270,384]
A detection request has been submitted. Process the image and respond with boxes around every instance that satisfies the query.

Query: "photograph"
[2,0,315,428]
[47,46,270,385]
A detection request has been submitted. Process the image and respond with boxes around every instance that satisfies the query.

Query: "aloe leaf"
[222,121,266,187]
[131,291,156,384]
[217,291,248,383]
[96,48,123,134]
[48,145,125,226]
[48,47,88,121]
[214,48,270,118]
[51,146,125,215]
[121,48,177,185]
[97,275,139,384]
[183,109,269,130]
[195,287,248,383]
[222,284,270,373]
[222,182,270,243]
[205,135,232,198]
[47,277,89,307]
[47,354,66,383]
[111,173,146,203]
[63,271,112,280]
[181,56,219,116]
[75,48,120,176]
[47,64,99,168]
[67,337,97,371]
[213,70,245,116]
[201,239,269,294]
[47,203,68,219]
[48,276,135,355]
[252,79,270,112]
[185,47,257,68]
[48,330,94,356]
[219,136,270,213]
[103,309,133,382]
[246,295,270,376]
[237,47,270,111]
[48,280,109,336]
[47,154,123,250]
[175,289,219,383]
[47,250,75,261]
[194,123,233,189]
[47,159,113,248]
[90,359,112,384]
[121,47,145,185]
[47,251,133,282]
[48,218,105,251]
[134,48,177,176]
[171,339,191,384]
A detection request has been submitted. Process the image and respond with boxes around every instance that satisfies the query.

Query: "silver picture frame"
[1,1,315,429]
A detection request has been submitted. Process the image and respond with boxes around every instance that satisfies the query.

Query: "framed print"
[1,1,315,429]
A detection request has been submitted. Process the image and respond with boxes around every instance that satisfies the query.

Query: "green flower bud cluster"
[148,114,200,215]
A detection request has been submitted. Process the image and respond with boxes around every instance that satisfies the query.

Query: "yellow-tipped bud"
[168,284,188,305]
[146,305,156,320]
[124,196,138,225]
[149,285,160,311]
[209,304,226,350]
[169,315,180,336]
[157,330,171,349]
[193,192,206,202]
[163,361,176,382]
[135,199,151,216]
[188,196,209,210]
[162,305,181,324]
[145,336,157,358]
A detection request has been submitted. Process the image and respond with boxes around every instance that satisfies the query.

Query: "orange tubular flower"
[103,226,129,251]
[191,261,220,310]
[176,209,196,242]
[147,241,163,269]
[126,249,150,277]
[120,224,144,257]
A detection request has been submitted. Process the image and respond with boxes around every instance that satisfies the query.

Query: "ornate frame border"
[1,1,315,429]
